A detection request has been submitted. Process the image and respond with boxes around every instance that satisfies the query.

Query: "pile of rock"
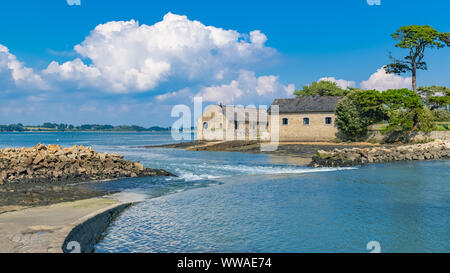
[0,144,174,184]
[310,140,450,167]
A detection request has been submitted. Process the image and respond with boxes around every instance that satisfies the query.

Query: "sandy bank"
[0,197,132,253]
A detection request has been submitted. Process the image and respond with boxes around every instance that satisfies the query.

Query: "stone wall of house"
[197,105,225,141]
[197,105,269,141]
[270,112,338,142]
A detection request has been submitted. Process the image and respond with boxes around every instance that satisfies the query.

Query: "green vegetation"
[335,88,446,141]
[385,25,450,92]
[334,24,449,141]
[433,109,450,122]
[335,90,386,140]
[417,86,450,110]
[381,88,435,133]
[435,122,450,131]
[294,81,350,97]
[0,123,171,132]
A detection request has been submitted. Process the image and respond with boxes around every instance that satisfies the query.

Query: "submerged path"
[0,197,129,253]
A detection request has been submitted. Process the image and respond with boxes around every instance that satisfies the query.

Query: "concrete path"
[0,198,121,253]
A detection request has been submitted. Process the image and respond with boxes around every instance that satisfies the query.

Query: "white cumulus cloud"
[360,67,411,91]
[0,44,48,90]
[43,12,275,93]
[44,58,101,84]
[196,70,295,104]
[319,77,356,89]
[155,88,193,103]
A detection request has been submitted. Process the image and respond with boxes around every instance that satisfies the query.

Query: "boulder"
[33,154,44,165]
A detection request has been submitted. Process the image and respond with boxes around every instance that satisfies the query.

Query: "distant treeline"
[0,123,174,132]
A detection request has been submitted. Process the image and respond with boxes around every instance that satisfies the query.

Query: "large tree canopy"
[294,81,349,97]
[385,25,449,92]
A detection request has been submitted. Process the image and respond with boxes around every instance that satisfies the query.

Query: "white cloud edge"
[42,12,276,93]
[1,11,413,108]
[318,67,411,92]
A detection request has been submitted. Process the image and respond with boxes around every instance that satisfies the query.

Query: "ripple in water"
[96,160,450,253]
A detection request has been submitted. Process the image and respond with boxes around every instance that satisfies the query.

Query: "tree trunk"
[412,64,417,93]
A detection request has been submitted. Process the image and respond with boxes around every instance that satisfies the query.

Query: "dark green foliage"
[381,88,422,110]
[384,106,435,133]
[335,96,368,140]
[335,90,386,140]
[381,89,435,133]
[385,25,449,92]
[354,90,386,122]
[335,88,437,140]
[0,124,25,132]
[433,109,450,122]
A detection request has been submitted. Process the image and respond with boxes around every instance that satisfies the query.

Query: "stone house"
[197,105,269,141]
[268,96,342,141]
[197,96,342,142]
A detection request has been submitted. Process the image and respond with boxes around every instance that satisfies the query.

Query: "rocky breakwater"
[0,144,174,184]
[310,140,450,167]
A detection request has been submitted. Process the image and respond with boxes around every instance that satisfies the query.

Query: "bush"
[381,89,435,133]
[433,109,450,121]
[417,107,436,133]
[335,90,386,140]
[335,95,367,140]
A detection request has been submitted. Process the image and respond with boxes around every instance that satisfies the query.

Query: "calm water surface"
[1,132,448,252]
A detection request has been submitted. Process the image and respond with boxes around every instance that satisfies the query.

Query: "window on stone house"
[282,118,289,125]
[325,117,332,125]
[303,118,310,125]
[203,122,208,130]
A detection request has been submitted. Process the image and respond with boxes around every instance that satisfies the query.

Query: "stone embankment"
[0,144,174,184]
[310,140,450,167]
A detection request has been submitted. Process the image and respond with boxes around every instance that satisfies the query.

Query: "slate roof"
[269,96,343,114]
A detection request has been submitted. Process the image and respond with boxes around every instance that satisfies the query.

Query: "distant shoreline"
[0,123,181,133]
[0,130,173,133]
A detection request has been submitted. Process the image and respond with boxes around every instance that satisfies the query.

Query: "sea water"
[1,132,448,252]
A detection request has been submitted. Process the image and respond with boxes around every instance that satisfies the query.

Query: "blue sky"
[0,0,449,126]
